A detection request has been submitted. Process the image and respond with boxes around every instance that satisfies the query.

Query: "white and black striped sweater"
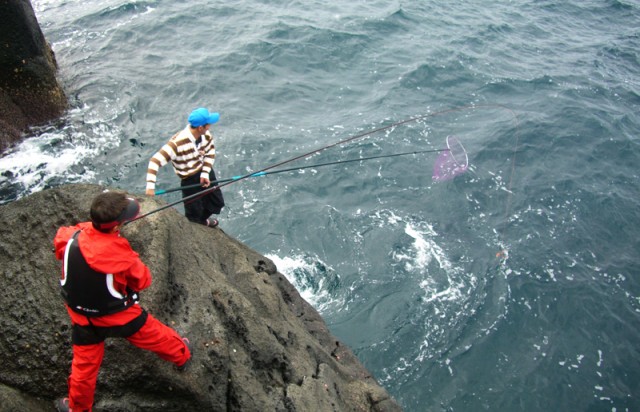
[146,125,216,191]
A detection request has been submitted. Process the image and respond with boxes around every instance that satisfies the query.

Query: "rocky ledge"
[0,184,401,412]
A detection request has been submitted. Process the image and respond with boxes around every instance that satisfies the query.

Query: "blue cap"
[188,108,220,127]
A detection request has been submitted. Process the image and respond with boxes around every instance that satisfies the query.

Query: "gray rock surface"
[0,184,402,412]
[0,0,67,153]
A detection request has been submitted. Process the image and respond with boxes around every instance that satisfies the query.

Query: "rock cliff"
[0,0,67,153]
[0,184,401,411]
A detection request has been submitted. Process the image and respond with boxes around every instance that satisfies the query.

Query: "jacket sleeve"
[120,258,151,292]
[83,234,153,293]
[113,248,152,292]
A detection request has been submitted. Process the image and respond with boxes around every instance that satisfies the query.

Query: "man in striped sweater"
[145,108,225,227]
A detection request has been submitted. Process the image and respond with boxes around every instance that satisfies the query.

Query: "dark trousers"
[181,169,225,225]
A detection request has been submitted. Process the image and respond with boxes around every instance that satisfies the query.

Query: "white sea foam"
[265,252,341,314]
[403,223,445,271]
[395,221,464,304]
[0,105,123,202]
[0,132,94,190]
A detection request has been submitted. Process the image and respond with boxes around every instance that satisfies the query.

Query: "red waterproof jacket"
[54,222,152,327]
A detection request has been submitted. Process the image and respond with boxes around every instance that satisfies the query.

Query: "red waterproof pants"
[68,314,190,411]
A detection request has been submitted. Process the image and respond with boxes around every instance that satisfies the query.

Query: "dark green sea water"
[2,1,639,410]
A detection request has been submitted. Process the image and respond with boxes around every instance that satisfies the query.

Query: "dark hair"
[90,192,129,232]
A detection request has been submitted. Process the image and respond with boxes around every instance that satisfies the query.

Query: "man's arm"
[111,244,153,293]
[200,132,216,181]
[146,140,179,195]
[122,258,152,292]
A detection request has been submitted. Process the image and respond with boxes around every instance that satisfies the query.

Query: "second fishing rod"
[154,148,448,195]
[129,148,447,224]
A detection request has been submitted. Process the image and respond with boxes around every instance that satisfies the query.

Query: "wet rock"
[0,184,402,412]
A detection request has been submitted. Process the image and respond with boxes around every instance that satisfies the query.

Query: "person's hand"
[145,189,155,196]
[201,177,210,188]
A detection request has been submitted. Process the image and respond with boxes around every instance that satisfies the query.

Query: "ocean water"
[2,0,640,410]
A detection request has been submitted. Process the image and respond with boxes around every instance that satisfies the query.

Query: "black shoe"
[177,337,193,372]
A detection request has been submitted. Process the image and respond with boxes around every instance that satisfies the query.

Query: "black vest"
[60,231,138,317]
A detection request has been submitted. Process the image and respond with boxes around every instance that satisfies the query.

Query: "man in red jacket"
[54,191,192,412]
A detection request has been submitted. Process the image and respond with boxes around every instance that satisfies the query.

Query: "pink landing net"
[432,135,468,182]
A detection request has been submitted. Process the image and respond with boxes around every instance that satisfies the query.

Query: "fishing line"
[494,106,520,260]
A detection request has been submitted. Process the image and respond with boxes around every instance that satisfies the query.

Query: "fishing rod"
[127,104,509,224]
[154,148,448,195]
